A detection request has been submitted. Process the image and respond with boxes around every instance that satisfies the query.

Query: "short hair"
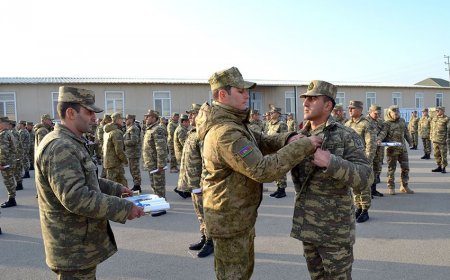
[57,102,82,120]
[212,85,232,100]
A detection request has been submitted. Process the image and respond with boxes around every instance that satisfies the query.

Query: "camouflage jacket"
[408,115,419,133]
[177,127,203,192]
[123,124,141,159]
[174,124,189,163]
[166,120,178,148]
[95,123,105,146]
[35,124,133,271]
[418,116,431,138]
[0,128,17,166]
[11,129,23,158]
[19,128,30,158]
[34,123,51,150]
[365,115,385,137]
[287,119,298,132]
[290,117,372,246]
[267,119,288,135]
[248,119,264,134]
[345,116,376,162]
[378,113,412,152]
[28,129,35,153]
[143,121,168,170]
[102,123,128,168]
[430,115,450,145]
[196,101,315,238]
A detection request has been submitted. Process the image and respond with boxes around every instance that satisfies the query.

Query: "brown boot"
[400,185,414,194]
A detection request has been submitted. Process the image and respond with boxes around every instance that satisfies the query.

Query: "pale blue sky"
[1,0,449,84]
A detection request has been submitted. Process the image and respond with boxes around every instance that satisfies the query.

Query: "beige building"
[0,77,448,124]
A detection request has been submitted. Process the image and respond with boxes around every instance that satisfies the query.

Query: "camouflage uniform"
[286,116,298,132]
[331,104,348,124]
[378,106,413,193]
[124,122,142,187]
[198,67,318,280]
[34,120,52,151]
[267,111,289,192]
[167,116,179,171]
[0,118,18,202]
[143,114,168,198]
[418,110,432,157]
[366,108,385,185]
[103,120,128,187]
[248,119,264,134]
[10,124,24,185]
[292,80,373,280]
[408,113,419,149]
[18,122,31,175]
[27,122,35,170]
[174,118,189,164]
[430,107,450,170]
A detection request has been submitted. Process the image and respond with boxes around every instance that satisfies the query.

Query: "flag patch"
[239,146,253,158]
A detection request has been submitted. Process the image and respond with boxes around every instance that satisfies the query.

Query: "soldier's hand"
[287,134,305,144]
[128,205,145,220]
[307,135,323,149]
[312,148,331,168]
[120,186,133,197]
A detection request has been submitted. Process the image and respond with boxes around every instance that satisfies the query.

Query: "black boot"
[189,235,206,251]
[442,167,447,174]
[275,188,286,198]
[356,209,369,223]
[355,208,362,219]
[426,153,431,159]
[421,154,427,159]
[16,181,23,191]
[1,198,17,208]
[197,239,214,258]
[376,174,381,184]
[131,185,141,192]
[29,165,34,171]
[22,171,30,179]
[151,210,166,217]
[371,183,384,197]
[174,188,188,199]
[432,166,442,172]
[270,187,280,197]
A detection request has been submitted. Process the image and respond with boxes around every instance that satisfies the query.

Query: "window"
[153,91,171,118]
[51,92,59,120]
[392,92,402,107]
[284,91,295,116]
[436,93,443,107]
[251,91,263,113]
[0,92,16,120]
[366,92,376,111]
[336,92,345,106]
[415,92,424,109]
[105,91,124,115]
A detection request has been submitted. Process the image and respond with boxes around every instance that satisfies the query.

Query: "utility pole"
[445,55,450,86]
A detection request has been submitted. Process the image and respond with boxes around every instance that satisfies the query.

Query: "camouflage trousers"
[105,166,127,187]
[100,165,107,179]
[302,241,353,280]
[275,174,287,189]
[168,144,177,169]
[1,167,16,199]
[410,132,418,147]
[214,227,255,280]
[23,154,30,173]
[149,170,166,198]
[433,142,448,167]
[372,146,383,178]
[386,148,409,189]
[422,137,431,155]
[127,157,141,186]
[29,150,34,169]
[192,192,208,239]
[14,159,23,183]
[52,266,97,280]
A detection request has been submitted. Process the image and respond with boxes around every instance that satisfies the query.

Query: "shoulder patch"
[238,145,253,158]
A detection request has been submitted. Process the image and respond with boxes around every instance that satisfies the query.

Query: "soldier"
[366,105,385,197]
[9,120,24,191]
[248,109,264,134]
[286,112,298,132]
[124,114,142,192]
[345,100,374,223]
[408,110,419,149]
[177,103,213,257]
[378,106,414,194]
[26,121,35,170]
[167,112,180,173]
[197,66,321,280]
[262,112,270,133]
[142,109,168,217]
[0,117,18,208]
[174,114,190,164]
[35,86,144,279]
[103,112,128,187]
[34,114,53,150]
[96,114,112,178]
[159,116,168,128]
[291,80,372,280]
[331,103,347,124]
[430,106,450,173]
[18,120,31,179]
[419,108,432,159]
[267,107,289,198]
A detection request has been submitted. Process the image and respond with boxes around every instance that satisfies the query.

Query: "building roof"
[415,77,450,87]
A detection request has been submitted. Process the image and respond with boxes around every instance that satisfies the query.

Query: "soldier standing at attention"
[408,110,419,150]
[177,103,214,258]
[97,114,112,179]
[419,108,432,159]
[26,122,35,170]
[377,106,414,194]
[103,112,128,187]
[430,106,450,173]
[248,109,264,134]
[167,112,180,173]
[9,120,24,191]
[34,114,53,151]
[124,114,142,192]
[366,105,385,197]
[0,117,18,208]
[197,66,322,280]
[267,107,289,198]
[18,120,31,179]
[142,109,168,217]
[35,86,144,279]
[286,113,298,132]
[331,104,347,124]
[174,114,190,165]
[345,100,374,223]
[291,80,373,280]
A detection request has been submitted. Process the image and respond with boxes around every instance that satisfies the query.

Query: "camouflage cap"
[186,104,202,114]
[26,121,34,126]
[250,109,260,115]
[58,86,103,113]
[270,107,282,114]
[180,114,189,120]
[287,112,294,116]
[41,114,53,121]
[300,80,337,101]
[0,116,9,123]
[348,100,363,109]
[422,108,428,112]
[333,104,344,111]
[111,112,123,121]
[145,109,160,118]
[125,114,136,120]
[208,66,256,92]
[19,120,27,125]
[8,119,16,125]
[172,112,180,117]
[369,104,381,112]
[436,106,445,112]
[388,105,400,112]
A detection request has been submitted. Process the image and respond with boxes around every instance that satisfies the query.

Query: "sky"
[1,0,450,85]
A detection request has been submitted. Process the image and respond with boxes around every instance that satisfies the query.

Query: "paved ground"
[1,148,450,279]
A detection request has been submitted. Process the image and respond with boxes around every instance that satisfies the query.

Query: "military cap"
[287,112,294,116]
[111,112,123,121]
[369,104,381,112]
[333,104,344,111]
[26,121,34,126]
[0,116,9,123]
[172,112,180,117]
[180,114,189,121]
[186,104,202,114]
[388,105,399,112]
[41,114,53,121]
[125,114,136,120]
[8,119,16,125]
[250,109,260,115]
[58,86,103,113]
[300,80,337,101]
[103,113,111,120]
[19,120,27,125]
[145,109,160,118]
[270,107,282,114]
[422,108,428,112]
[436,106,445,112]
[348,100,364,109]
[208,66,256,92]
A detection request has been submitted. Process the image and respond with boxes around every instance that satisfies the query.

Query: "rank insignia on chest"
[239,145,253,158]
